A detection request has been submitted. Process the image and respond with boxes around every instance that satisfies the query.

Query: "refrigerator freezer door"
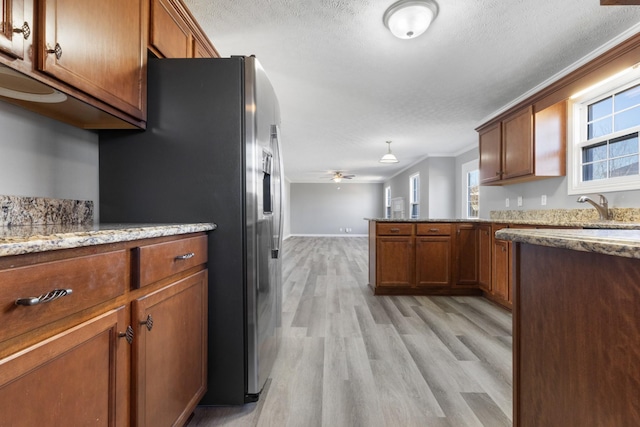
[245,57,282,399]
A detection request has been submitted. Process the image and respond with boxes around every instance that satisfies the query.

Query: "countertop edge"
[364,218,640,229]
[0,223,216,257]
[496,228,640,260]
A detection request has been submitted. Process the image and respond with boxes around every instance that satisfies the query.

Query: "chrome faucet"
[577,194,610,221]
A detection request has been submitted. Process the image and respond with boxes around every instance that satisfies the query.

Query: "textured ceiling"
[184,0,640,183]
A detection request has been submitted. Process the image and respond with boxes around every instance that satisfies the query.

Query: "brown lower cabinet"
[370,221,481,296]
[0,232,208,427]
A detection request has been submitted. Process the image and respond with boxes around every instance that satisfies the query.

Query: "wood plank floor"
[188,236,513,427]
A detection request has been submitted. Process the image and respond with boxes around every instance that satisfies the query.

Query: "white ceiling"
[184,0,640,183]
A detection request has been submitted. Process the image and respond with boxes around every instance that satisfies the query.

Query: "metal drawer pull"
[390,228,400,232]
[174,252,195,260]
[140,315,154,331]
[15,288,73,306]
[119,326,134,344]
[429,228,439,232]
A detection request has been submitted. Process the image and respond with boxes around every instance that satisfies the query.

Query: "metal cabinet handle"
[174,252,195,260]
[46,43,62,60]
[13,22,30,39]
[390,228,400,233]
[15,288,72,306]
[140,315,153,331]
[429,228,439,232]
[119,326,134,344]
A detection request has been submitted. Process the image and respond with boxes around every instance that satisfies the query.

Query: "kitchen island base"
[513,243,640,427]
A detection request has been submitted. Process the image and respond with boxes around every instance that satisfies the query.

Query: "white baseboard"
[288,234,368,238]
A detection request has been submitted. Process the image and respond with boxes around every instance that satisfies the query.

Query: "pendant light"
[383,0,438,40]
[379,141,399,163]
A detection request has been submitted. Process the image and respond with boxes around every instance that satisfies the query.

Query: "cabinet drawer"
[135,235,208,288]
[0,250,127,343]
[417,223,452,236]
[377,223,414,236]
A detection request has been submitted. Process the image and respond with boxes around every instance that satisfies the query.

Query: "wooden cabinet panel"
[134,234,207,288]
[416,223,452,236]
[133,270,208,427]
[502,106,534,180]
[493,239,509,302]
[377,222,414,236]
[415,236,451,287]
[376,236,414,287]
[478,224,492,292]
[0,0,26,58]
[0,307,128,426]
[0,250,126,343]
[38,0,146,119]
[479,123,502,184]
[150,0,191,58]
[514,244,640,426]
[454,224,477,287]
[534,100,566,177]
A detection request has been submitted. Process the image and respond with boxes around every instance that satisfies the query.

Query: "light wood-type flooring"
[188,236,513,427]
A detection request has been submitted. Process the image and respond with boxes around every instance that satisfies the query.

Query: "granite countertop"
[495,228,640,259]
[0,223,216,257]
[365,218,640,229]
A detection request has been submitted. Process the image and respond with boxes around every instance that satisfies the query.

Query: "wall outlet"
[339,227,344,232]
[541,195,547,206]
[346,228,351,233]
[505,198,510,208]
[517,196,523,207]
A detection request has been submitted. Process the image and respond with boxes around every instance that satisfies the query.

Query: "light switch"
[517,196,523,207]
[505,198,510,207]
[541,195,547,206]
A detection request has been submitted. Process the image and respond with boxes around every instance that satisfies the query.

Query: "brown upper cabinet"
[38,0,147,121]
[0,0,147,128]
[478,100,567,185]
[0,0,27,59]
[149,0,218,59]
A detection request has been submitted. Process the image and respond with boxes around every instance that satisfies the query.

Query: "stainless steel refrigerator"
[99,56,283,405]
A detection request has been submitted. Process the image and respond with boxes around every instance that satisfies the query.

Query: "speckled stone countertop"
[0,223,216,257]
[495,228,640,259]
[365,218,640,229]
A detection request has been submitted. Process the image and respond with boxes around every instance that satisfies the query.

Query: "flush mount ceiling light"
[379,141,399,163]
[383,0,438,40]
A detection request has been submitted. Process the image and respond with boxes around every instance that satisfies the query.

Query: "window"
[384,186,391,219]
[409,173,419,219]
[461,160,479,218]
[569,71,640,194]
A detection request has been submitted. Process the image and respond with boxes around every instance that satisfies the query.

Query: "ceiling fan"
[329,171,355,182]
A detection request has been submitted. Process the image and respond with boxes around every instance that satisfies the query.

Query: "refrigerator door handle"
[271,124,283,260]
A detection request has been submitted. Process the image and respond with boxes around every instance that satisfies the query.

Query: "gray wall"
[384,156,456,219]
[0,102,100,220]
[290,183,383,235]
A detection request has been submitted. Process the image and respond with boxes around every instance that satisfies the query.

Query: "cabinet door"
[376,236,414,287]
[0,0,26,58]
[38,0,146,119]
[502,106,534,180]
[415,236,451,287]
[478,225,492,292]
[493,239,509,301]
[0,307,129,426]
[454,224,478,287]
[149,0,191,58]
[133,270,208,427]
[479,122,502,184]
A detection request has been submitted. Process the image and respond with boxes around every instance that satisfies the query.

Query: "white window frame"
[461,160,479,219]
[384,186,391,219]
[409,173,420,219]
[568,69,640,195]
